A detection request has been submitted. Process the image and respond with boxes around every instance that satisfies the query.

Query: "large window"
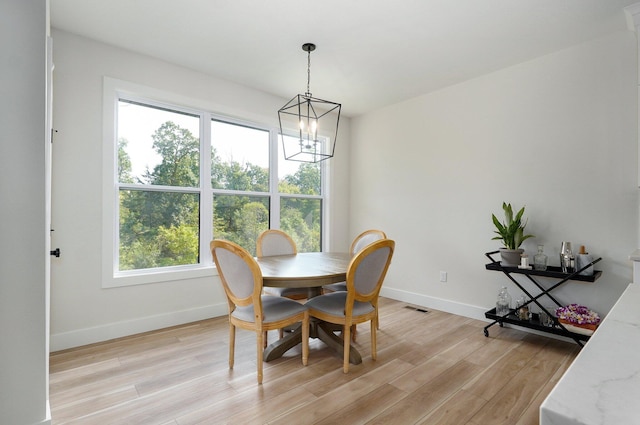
[106,84,325,285]
[117,100,201,271]
[210,120,270,255]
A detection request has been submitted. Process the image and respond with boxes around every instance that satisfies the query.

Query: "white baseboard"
[40,400,51,425]
[50,303,228,352]
[380,287,488,320]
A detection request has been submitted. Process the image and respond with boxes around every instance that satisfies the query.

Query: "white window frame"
[101,77,328,288]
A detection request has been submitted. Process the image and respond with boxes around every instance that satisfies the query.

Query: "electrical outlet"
[439,271,447,282]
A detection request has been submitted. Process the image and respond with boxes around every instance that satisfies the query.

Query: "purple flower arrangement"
[555,304,600,326]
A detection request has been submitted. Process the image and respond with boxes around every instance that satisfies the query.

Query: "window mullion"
[270,129,280,229]
[200,112,213,265]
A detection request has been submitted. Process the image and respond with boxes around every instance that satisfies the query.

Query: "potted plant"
[491,202,534,266]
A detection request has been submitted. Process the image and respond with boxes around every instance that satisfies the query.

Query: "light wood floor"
[49,298,579,424]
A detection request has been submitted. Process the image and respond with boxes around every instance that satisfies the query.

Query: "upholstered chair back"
[351,241,394,298]
[257,229,297,257]
[350,229,387,256]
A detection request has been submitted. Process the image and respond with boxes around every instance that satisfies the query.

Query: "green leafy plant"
[491,202,534,249]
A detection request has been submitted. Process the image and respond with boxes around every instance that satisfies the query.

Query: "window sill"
[104,264,218,288]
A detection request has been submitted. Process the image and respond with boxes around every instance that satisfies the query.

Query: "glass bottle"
[533,245,548,271]
[516,296,529,320]
[496,286,512,317]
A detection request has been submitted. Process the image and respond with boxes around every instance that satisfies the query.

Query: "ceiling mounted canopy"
[278,43,341,163]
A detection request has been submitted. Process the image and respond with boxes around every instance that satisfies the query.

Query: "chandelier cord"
[306,48,311,97]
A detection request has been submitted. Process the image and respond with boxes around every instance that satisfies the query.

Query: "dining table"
[255,251,363,364]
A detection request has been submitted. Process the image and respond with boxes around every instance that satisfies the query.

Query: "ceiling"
[51,0,636,117]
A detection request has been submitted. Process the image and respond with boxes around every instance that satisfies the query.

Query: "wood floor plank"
[299,334,410,398]
[364,360,484,425]
[49,298,579,425]
[414,389,488,425]
[467,350,567,425]
[218,386,319,425]
[49,385,139,423]
[313,383,408,425]
[461,341,539,402]
[274,358,414,424]
[62,374,236,425]
[50,356,203,408]
[464,331,524,367]
[514,341,579,425]
[49,357,121,385]
[389,354,460,393]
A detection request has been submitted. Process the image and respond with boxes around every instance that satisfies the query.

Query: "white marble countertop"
[540,283,640,425]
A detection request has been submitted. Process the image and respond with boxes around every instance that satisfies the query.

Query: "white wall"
[49,30,351,351]
[0,0,51,424]
[356,30,638,321]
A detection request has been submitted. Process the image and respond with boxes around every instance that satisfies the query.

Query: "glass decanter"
[534,245,548,271]
[496,286,512,317]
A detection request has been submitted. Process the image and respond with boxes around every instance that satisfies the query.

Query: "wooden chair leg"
[257,330,264,384]
[343,324,351,373]
[229,323,235,369]
[351,324,357,342]
[302,313,309,366]
[371,320,377,361]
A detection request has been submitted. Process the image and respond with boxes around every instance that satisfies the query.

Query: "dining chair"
[323,229,387,340]
[210,239,309,384]
[257,229,309,343]
[258,229,309,301]
[323,229,387,294]
[305,238,395,373]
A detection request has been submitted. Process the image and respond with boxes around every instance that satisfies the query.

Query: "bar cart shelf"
[483,250,602,347]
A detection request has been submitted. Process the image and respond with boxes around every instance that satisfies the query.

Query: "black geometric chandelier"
[278,43,341,163]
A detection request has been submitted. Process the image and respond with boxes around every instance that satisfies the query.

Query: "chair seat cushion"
[322,282,346,292]
[263,286,308,297]
[305,292,374,317]
[232,295,307,323]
